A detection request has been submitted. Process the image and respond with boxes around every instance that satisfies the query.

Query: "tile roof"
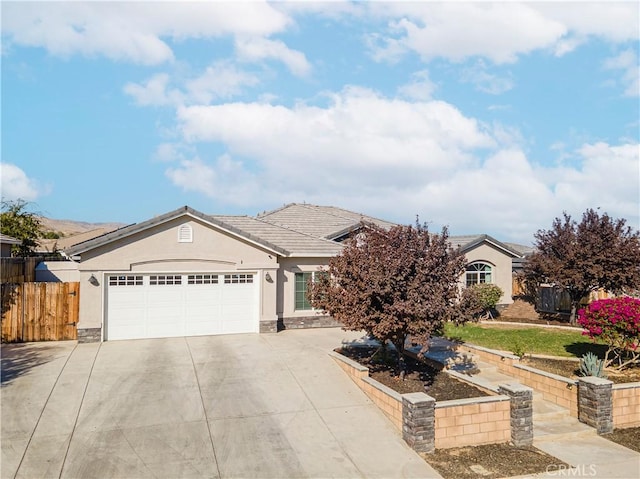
[209,215,343,257]
[257,203,396,240]
[66,206,343,258]
[449,234,523,258]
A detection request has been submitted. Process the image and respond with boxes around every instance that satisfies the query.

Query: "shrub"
[579,352,607,378]
[578,297,640,370]
[462,283,504,320]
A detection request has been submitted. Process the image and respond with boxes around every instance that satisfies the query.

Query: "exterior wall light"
[88,274,100,286]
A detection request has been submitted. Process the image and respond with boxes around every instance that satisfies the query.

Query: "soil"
[337,346,489,401]
[424,443,567,479]
[521,357,640,384]
[604,427,640,453]
[493,315,575,327]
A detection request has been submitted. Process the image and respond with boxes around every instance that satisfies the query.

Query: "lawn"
[443,322,607,358]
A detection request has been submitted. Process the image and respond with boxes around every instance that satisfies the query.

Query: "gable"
[75,216,278,271]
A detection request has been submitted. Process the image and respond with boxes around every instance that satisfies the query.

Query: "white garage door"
[106,273,258,340]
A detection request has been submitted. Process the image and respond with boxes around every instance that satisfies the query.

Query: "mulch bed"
[604,427,640,453]
[494,315,574,327]
[337,346,488,401]
[424,444,567,479]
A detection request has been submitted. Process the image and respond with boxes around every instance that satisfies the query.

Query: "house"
[449,235,524,306]
[65,204,521,343]
[0,234,21,257]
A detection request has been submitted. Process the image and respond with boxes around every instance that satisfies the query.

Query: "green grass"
[443,322,607,358]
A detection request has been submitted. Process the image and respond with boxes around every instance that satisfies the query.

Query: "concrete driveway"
[1,328,441,479]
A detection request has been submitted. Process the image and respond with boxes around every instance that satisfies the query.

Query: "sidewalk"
[417,338,640,479]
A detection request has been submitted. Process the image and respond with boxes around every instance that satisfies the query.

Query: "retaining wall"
[612,383,640,428]
[460,343,579,417]
[329,350,514,450]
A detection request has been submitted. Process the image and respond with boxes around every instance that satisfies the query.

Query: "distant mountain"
[39,217,127,237]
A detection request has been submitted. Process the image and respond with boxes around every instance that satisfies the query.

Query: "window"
[150,275,182,285]
[178,224,193,243]
[187,274,218,284]
[295,271,327,310]
[465,262,492,287]
[224,274,254,284]
[109,275,143,286]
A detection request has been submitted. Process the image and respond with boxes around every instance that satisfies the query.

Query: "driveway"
[1,328,441,478]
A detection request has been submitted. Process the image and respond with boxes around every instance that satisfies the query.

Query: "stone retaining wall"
[461,342,640,430]
[329,350,517,452]
[461,343,579,417]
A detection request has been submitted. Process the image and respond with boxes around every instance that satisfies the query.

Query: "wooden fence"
[1,257,39,283]
[1,282,79,342]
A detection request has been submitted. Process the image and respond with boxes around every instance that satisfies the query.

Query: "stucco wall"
[35,261,80,282]
[277,257,332,320]
[462,243,514,304]
[76,217,279,331]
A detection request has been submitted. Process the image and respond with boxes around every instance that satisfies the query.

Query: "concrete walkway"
[420,338,640,479]
[1,329,441,479]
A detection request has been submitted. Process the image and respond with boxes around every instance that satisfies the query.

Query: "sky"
[1,1,639,245]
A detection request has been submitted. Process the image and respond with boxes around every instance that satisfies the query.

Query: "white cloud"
[604,49,639,97]
[398,69,437,101]
[235,37,311,77]
[124,63,261,107]
[168,86,638,242]
[366,2,638,65]
[177,87,495,188]
[3,2,291,65]
[165,154,258,204]
[186,62,260,103]
[460,60,514,95]
[0,163,47,201]
[124,73,183,107]
[367,3,566,64]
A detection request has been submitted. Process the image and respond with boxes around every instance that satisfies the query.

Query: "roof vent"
[178,224,193,243]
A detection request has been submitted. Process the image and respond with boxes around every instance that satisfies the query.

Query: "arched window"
[466,262,492,287]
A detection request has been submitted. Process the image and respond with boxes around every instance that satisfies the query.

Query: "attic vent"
[178,224,193,243]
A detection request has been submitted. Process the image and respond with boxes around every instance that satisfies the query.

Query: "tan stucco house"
[65,204,521,342]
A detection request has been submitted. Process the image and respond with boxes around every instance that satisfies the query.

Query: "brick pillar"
[402,392,436,453]
[498,383,533,446]
[578,376,613,434]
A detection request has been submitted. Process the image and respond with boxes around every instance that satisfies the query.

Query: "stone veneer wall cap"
[435,395,510,408]
[463,343,520,361]
[362,376,403,402]
[498,382,531,394]
[514,364,578,385]
[328,350,369,372]
[578,376,613,386]
[402,392,435,404]
[612,382,640,390]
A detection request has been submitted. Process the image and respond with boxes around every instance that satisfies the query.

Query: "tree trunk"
[393,337,407,380]
[569,302,578,326]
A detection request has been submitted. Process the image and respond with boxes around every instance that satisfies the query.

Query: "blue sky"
[2,1,638,244]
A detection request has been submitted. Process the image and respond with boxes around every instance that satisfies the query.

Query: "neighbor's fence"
[1,257,39,283]
[1,282,79,342]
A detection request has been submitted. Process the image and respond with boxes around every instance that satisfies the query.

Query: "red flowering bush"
[578,297,640,370]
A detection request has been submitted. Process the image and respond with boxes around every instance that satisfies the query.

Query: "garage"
[106,272,258,340]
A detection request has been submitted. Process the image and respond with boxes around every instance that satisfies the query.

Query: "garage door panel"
[107,273,257,340]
